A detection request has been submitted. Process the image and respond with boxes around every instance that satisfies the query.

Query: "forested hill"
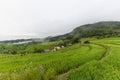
[47,21,120,41]
[1,21,120,43]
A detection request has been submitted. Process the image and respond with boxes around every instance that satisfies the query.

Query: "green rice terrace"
[0,37,120,80]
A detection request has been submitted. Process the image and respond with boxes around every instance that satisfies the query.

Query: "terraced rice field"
[0,38,120,80]
[68,38,120,80]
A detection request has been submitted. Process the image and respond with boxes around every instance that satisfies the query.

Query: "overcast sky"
[0,0,120,40]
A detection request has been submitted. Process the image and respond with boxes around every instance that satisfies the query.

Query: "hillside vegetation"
[0,38,119,80]
[0,41,60,54]
[0,21,120,80]
[48,21,120,41]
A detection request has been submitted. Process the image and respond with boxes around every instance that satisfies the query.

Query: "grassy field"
[0,38,120,80]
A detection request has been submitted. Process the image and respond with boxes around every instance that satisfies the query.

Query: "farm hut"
[56,46,61,50]
[52,46,61,52]
[61,45,65,48]
[52,48,56,52]
[84,41,90,44]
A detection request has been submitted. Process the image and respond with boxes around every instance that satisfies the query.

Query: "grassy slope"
[0,43,105,80]
[0,38,120,80]
[68,38,120,80]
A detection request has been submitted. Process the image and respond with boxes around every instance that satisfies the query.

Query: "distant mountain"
[1,21,120,43]
[46,21,120,41]
[0,38,46,44]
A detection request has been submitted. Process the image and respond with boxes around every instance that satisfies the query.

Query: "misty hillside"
[47,21,120,41]
[1,21,120,43]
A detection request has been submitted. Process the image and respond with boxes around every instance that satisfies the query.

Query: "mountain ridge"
[1,21,120,43]
[47,21,120,41]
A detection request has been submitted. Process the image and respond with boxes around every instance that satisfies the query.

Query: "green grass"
[0,38,120,80]
[68,38,120,80]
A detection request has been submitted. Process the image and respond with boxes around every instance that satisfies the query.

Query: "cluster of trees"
[0,44,27,54]
[0,42,59,54]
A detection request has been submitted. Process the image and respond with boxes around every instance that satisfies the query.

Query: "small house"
[84,41,90,44]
